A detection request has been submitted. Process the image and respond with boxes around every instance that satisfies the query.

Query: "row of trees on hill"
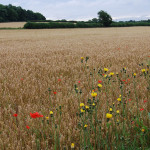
[0,4,46,22]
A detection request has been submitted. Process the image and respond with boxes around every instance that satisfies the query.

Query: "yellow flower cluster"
[80,103,84,107]
[91,92,97,97]
[81,109,85,113]
[141,69,145,72]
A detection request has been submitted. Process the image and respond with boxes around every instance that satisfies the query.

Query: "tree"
[98,10,112,27]
[0,3,46,22]
[92,18,98,23]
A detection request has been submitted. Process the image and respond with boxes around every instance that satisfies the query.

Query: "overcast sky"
[1,0,150,21]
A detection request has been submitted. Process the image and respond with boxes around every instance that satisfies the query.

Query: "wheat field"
[0,22,26,28]
[0,27,150,149]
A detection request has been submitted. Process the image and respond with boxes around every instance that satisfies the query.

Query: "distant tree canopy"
[0,4,46,22]
[98,10,112,27]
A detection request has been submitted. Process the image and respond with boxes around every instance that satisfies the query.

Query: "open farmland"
[0,22,26,28]
[0,27,150,149]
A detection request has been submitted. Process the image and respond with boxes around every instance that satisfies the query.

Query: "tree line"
[0,4,46,22]
[24,10,150,29]
[1,3,150,28]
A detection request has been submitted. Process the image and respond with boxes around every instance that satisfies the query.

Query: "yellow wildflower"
[81,57,84,60]
[119,95,121,97]
[104,74,107,78]
[141,69,146,73]
[106,113,112,119]
[85,105,89,109]
[45,117,49,120]
[91,92,97,97]
[109,108,113,112]
[98,84,102,88]
[117,98,121,102]
[71,143,75,149]
[109,72,114,76]
[141,128,145,132]
[133,73,136,77]
[84,124,88,128]
[116,110,120,114]
[50,111,53,115]
[81,109,85,113]
[80,103,84,107]
[92,103,95,106]
[104,68,108,72]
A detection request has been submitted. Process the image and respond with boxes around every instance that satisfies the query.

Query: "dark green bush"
[24,22,102,29]
[111,22,150,27]
[24,21,150,29]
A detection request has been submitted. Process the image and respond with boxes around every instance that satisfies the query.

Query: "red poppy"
[102,74,104,76]
[122,80,126,82]
[26,125,30,129]
[129,99,132,101]
[140,108,144,111]
[118,48,120,50]
[78,81,81,83]
[13,114,18,117]
[144,100,147,103]
[58,79,61,82]
[125,82,128,84]
[21,78,23,81]
[30,112,43,118]
[98,80,102,83]
[53,92,57,95]
[127,79,130,81]
[131,121,134,124]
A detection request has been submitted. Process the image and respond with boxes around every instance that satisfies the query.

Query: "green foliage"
[111,22,150,27]
[98,10,112,27]
[24,22,103,29]
[23,21,150,29]
[0,3,46,22]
